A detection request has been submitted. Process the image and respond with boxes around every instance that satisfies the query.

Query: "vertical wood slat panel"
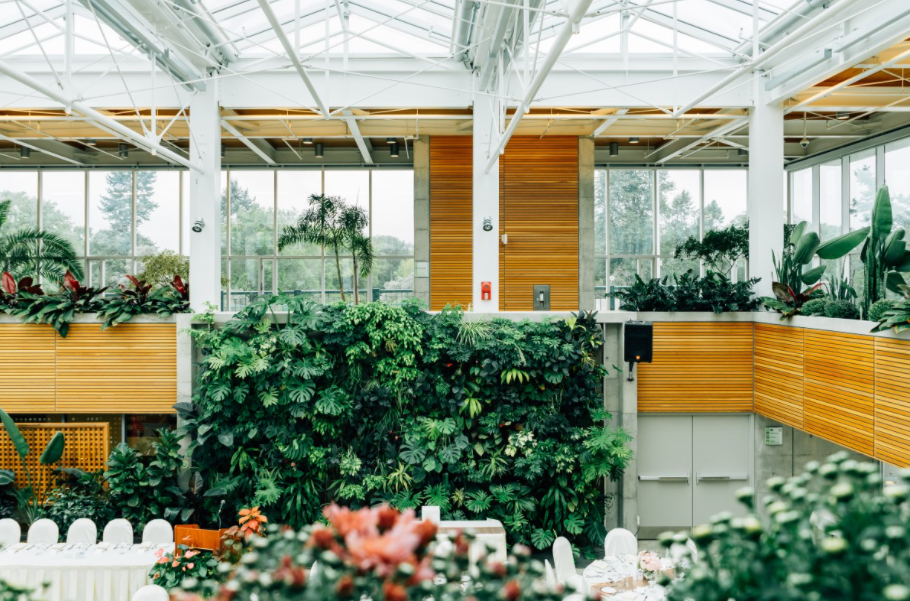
[55,324,177,413]
[499,136,579,311]
[0,324,56,412]
[875,338,910,467]
[803,330,874,457]
[429,136,473,311]
[754,324,804,429]
[638,322,754,412]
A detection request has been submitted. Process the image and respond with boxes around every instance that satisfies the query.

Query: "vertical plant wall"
[182,298,631,554]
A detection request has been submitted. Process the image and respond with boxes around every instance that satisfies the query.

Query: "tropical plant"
[0,199,83,281]
[612,270,760,313]
[673,223,749,275]
[8,270,107,337]
[799,298,828,317]
[44,469,114,534]
[817,185,910,316]
[105,442,154,529]
[150,545,219,590]
[761,221,826,318]
[664,452,910,601]
[872,284,910,333]
[138,250,189,286]
[0,408,65,524]
[823,299,859,320]
[868,299,896,323]
[0,271,42,312]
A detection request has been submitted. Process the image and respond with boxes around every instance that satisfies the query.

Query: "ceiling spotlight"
[118,143,129,158]
[84,139,97,146]
[303,138,314,145]
[629,137,640,144]
[386,137,396,144]
[19,147,30,159]
[390,142,400,158]
[220,143,226,158]
[315,142,324,158]
[835,111,850,120]
[609,142,619,157]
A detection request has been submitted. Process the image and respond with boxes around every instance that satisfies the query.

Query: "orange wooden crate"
[174,525,229,551]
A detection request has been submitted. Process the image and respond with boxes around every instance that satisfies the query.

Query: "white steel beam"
[255,0,329,116]
[654,117,748,163]
[0,133,84,165]
[341,110,374,163]
[591,108,627,136]
[221,119,277,164]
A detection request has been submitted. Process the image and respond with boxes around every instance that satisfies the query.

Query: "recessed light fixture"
[19,147,30,159]
[390,142,400,158]
[609,142,619,157]
[386,137,396,144]
[119,143,129,158]
[629,137,640,144]
[315,142,324,158]
[303,138,314,145]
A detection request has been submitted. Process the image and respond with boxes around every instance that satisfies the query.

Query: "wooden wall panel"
[875,338,910,467]
[499,136,579,310]
[429,136,473,310]
[0,324,56,413]
[638,322,754,412]
[754,324,804,429]
[803,330,874,456]
[56,324,177,413]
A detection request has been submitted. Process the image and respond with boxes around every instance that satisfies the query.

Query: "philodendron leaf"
[0,409,28,459]
[789,221,807,247]
[817,227,870,260]
[872,185,893,239]
[801,265,826,286]
[884,229,907,265]
[39,432,65,465]
[793,232,820,265]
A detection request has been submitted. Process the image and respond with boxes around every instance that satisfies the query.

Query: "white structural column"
[188,79,223,311]
[472,92,500,311]
[748,84,784,298]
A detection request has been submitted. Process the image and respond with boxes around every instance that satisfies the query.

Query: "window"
[819,161,842,241]
[885,138,910,233]
[790,168,813,230]
[138,171,180,255]
[0,172,38,230]
[658,170,700,277]
[704,170,747,231]
[850,151,876,230]
[42,171,86,256]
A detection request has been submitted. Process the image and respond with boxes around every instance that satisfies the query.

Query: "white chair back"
[552,537,577,585]
[131,584,169,601]
[0,519,20,546]
[141,519,173,545]
[544,559,557,587]
[603,527,637,558]
[421,505,441,524]
[103,519,134,545]
[27,519,58,544]
[66,518,97,544]
[685,538,698,563]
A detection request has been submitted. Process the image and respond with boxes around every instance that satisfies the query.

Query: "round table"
[582,558,671,600]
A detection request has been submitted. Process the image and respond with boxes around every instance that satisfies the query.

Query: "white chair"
[103,519,133,545]
[544,559,557,588]
[141,520,173,545]
[27,519,58,544]
[0,518,20,546]
[421,505,441,524]
[434,539,453,557]
[66,518,97,544]
[604,527,637,558]
[552,537,585,593]
[685,538,698,563]
[131,584,169,601]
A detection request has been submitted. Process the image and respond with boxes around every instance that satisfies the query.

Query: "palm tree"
[0,200,83,281]
[337,205,372,305]
[278,194,347,300]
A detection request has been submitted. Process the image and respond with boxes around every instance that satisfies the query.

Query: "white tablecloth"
[437,519,507,564]
[583,557,669,600]
[0,542,174,601]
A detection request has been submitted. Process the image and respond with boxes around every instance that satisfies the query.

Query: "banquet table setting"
[582,555,674,600]
[0,541,174,601]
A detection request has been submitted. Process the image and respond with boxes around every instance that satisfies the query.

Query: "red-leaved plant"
[0,271,43,299]
[120,275,153,303]
[169,274,189,301]
[60,270,107,302]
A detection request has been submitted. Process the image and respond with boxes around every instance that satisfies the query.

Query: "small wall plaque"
[765,426,783,446]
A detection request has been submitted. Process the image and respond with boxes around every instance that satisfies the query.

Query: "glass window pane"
[277,171,322,256]
[609,257,638,288]
[658,170,700,256]
[229,171,275,256]
[704,170,747,230]
[229,258,272,311]
[660,257,699,279]
[0,172,38,230]
[324,170,369,212]
[372,258,414,304]
[609,170,653,254]
[42,172,85,256]
[886,139,910,232]
[277,258,323,300]
[372,171,414,256]
[89,258,131,288]
[819,161,842,241]
[89,171,132,256]
[595,170,606,256]
[790,168,813,230]
[850,152,876,229]
[595,259,606,300]
[325,257,365,304]
[137,171,180,256]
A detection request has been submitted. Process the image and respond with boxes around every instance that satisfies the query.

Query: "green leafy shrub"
[872,284,910,333]
[612,270,760,313]
[799,298,829,316]
[868,299,895,323]
[181,297,630,556]
[44,469,114,534]
[665,452,910,601]
[824,299,860,320]
[138,251,189,286]
[105,443,154,529]
[150,545,219,590]
[674,223,749,275]
[762,221,826,318]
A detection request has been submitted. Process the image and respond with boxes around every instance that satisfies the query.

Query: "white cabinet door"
[692,415,751,525]
[638,415,693,537]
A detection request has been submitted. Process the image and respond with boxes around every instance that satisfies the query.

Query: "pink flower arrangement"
[638,551,661,576]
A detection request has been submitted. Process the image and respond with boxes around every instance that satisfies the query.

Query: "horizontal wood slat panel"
[754,324,804,429]
[0,324,56,413]
[638,323,753,412]
[56,324,177,413]
[803,330,874,457]
[875,338,910,467]
[499,136,579,311]
[429,136,472,311]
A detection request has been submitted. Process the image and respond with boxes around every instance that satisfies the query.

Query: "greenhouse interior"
[0,0,909,599]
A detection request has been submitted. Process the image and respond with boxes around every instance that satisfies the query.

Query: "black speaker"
[624,321,653,364]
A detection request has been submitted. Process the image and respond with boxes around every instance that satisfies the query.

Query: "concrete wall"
[579,137,595,311]
[413,136,431,307]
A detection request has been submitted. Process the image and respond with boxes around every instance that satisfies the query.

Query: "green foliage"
[665,453,910,601]
[97,275,190,330]
[0,408,65,524]
[823,299,860,320]
[7,270,107,337]
[0,580,41,601]
[44,469,114,534]
[182,298,628,555]
[872,285,910,333]
[150,545,219,590]
[868,299,895,323]
[0,198,83,281]
[612,271,760,313]
[138,251,189,286]
[799,298,829,317]
[673,223,749,275]
[762,221,826,318]
[105,443,154,529]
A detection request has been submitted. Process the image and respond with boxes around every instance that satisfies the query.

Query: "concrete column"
[603,323,636,529]
[188,79,222,311]
[413,136,431,307]
[472,93,499,311]
[748,85,784,297]
[579,137,595,311]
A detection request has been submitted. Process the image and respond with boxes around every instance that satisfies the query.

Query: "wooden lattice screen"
[0,423,109,501]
